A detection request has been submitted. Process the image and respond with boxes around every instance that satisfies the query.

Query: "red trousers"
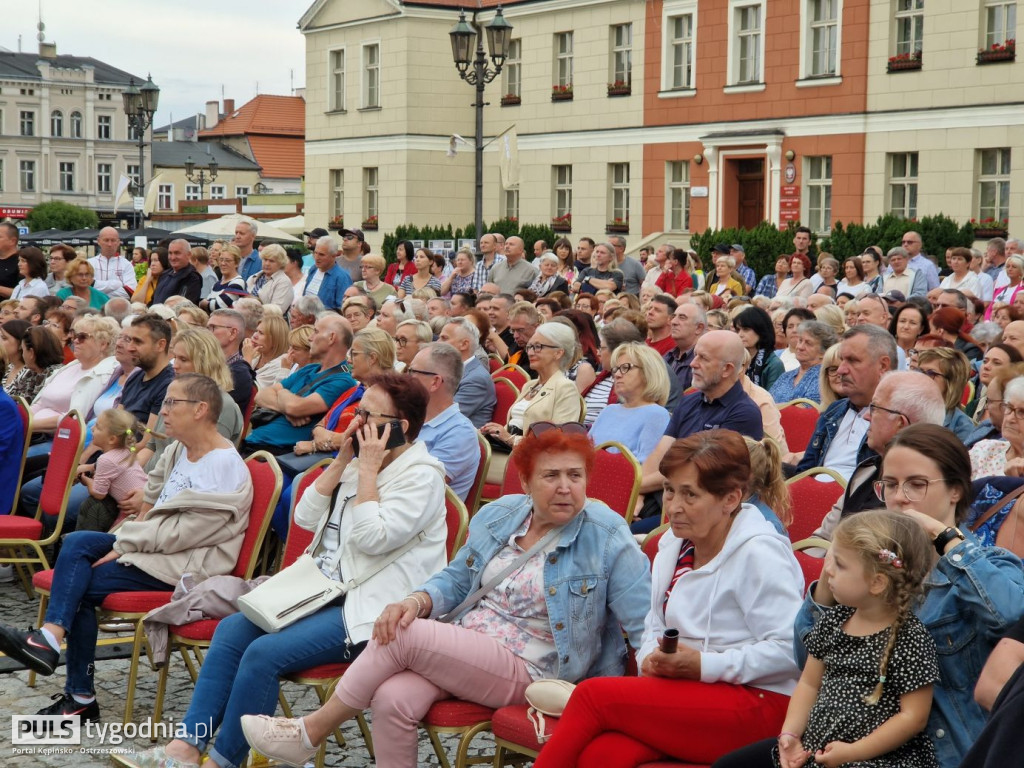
[532,677,790,768]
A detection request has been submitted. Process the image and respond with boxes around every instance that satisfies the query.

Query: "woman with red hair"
[533,430,805,767]
[929,307,982,362]
[241,423,651,768]
[775,253,814,300]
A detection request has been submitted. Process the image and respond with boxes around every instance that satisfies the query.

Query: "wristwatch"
[933,526,965,556]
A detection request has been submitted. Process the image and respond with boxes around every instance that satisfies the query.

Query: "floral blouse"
[969,439,1012,481]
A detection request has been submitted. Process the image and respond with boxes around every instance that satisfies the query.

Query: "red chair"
[778,399,821,454]
[491,378,520,426]
[641,524,669,566]
[588,442,642,523]
[786,467,847,546]
[487,354,504,374]
[241,387,258,440]
[9,396,31,513]
[465,432,491,516]
[492,364,529,391]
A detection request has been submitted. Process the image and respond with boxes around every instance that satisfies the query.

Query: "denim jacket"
[419,494,651,683]
[795,398,876,474]
[795,533,1024,767]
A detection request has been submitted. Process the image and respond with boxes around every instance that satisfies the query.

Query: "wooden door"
[737,159,765,229]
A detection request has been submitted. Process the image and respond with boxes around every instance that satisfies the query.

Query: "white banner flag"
[113,174,132,213]
[498,126,519,188]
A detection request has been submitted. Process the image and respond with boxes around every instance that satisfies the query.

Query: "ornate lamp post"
[122,74,160,229]
[449,6,513,249]
[184,156,220,199]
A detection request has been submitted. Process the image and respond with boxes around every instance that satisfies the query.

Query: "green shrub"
[691,222,811,280]
[25,201,99,232]
[820,213,974,269]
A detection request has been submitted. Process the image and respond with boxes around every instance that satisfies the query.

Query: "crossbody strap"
[439,526,563,624]
[970,482,1024,533]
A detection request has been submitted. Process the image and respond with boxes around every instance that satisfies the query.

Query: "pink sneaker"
[240,714,317,767]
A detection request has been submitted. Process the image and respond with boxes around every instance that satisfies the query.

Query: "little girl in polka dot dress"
[775,510,939,768]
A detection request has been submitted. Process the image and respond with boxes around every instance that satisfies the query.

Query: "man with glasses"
[302,236,351,310]
[208,309,256,413]
[395,319,433,370]
[243,314,356,455]
[407,342,480,500]
[809,371,945,546]
[506,301,540,378]
[337,228,364,282]
[899,230,939,291]
[438,317,496,428]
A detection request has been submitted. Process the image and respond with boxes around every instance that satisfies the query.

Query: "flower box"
[551,214,572,233]
[551,85,574,102]
[500,94,521,106]
[328,218,344,231]
[887,57,922,72]
[605,222,630,234]
[361,217,378,231]
[978,49,1015,64]
[973,228,1009,239]
[607,82,631,97]
[970,218,1009,239]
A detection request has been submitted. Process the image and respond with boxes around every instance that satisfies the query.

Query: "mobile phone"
[352,420,406,457]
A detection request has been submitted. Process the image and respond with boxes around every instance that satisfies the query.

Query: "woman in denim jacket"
[792,425,1024,768]
[242,423,651,768]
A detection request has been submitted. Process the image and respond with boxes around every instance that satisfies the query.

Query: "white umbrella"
[269,214,305,236]
[172,213,301,242]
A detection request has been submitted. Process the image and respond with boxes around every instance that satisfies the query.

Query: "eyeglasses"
[917,369,947,382]
[206,323,234,332]
[825,366,840,377]
[528,421,588,438]
[868,402,907,420]
[611,363,637,376]
[162,397,200,408]
[384,297,407,313]
[73,332,92,343]
[1001,402,1024,421]
[394,336,410,349]
[353,407,401,421]
[406,367,441,378]
[525,343,560,354]
[873,478,943,503]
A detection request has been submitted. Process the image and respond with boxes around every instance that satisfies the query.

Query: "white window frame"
[19,110,34,137]
[503,188,520,221]
[503,39,522,99]
[59,161,75,192]
[887,152,918,219]
[70,111,82,139]
[96,162,112,194]
[209,185,226,200]
[235,186,250,204]
[331,169,344,219]
[364,167,379,221]
[185,184,201,201]
[662,0,698,94]
[984,0,1017,49]
[20,160,35,192]
[804,156,833,234]
[978,148,1011,223]
[157,183,174,211]
[0,159,4,193]
[894,0,925,57]
[97,114,111,140]
[610,24,632,87]
[329,47,346,112]
[609,163,630,223]
[50,110,63,137]
[126,164,140,192]
[127,120,140,142]
[800,0,843,81]
[666,161,691,232]
[361,42,380,109]
[553,165,573,219]
[554,32,574,88]
[726,0,766,88]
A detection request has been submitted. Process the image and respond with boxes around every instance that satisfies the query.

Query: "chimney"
[223,98,235,115]
[205,100,219,130]
[39,41,57,60]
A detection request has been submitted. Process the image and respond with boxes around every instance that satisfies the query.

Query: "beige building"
[0,42,149,222]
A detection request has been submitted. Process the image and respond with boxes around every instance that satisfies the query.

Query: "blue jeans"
[44,531,172,696]
[179,607,361,768]
[21,477,90,527]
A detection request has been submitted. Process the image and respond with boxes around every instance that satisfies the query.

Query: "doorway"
[736,159,765,229]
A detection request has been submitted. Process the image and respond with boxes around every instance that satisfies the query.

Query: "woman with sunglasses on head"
[241,421,650,768]
[913,347,975,442]
[859,247,885,294]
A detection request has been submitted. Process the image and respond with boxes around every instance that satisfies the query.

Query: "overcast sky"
[3,0,307,127]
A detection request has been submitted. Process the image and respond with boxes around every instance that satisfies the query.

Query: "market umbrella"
[268,214,305,236]
[172,213,300,243]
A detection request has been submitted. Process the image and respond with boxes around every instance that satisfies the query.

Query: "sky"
[2,0,307,128]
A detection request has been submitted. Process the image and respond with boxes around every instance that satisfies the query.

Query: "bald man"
[489,236,538,295]
[88,226,137,300]
[151,239,203,305]
[1003,321,1024,358]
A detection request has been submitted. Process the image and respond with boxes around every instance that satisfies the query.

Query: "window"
[158,184,173,210]
[887,152,918,219]
[503,39,522,99]
[363,167,379,221]
[805,156,833,233]
[667,161,691,231]
[127,164,140,192]
[209,185,226,199]
[555,32,574,88]
[20,110,34,137]
[0,159,4,193]
[894,0,924,57]
[808,0,839,76]
[185,184,201,201]
[59,162,75,192]
[735,4,763,84]
[503,188,520,221]
[128,121,140,142]
[235,186,250,204]
[330,48,346,111]
[666,12,695,90]
[97,115,111,140]
[553,165,573,218]
[610,24,632,86]
[50,110,63,137]
[609,163,630,223]
[20,160,35,192]
[978,148,1011,223]
[330,169,344,219]
[70,111,82,138]
[362,43,380,108]
[985,0,1017,48]
[97,163,112,194]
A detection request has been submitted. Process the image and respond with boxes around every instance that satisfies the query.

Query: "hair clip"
[878,549,903,568]
[129,446,136,453]
[878,675,887,683]
[125,429,133,436]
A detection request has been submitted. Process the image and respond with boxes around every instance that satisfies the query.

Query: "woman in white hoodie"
[533,429,805,767]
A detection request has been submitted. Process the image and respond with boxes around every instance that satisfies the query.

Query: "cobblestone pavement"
[0,584,501,767]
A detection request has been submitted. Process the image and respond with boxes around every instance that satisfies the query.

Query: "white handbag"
[524,679,576,743]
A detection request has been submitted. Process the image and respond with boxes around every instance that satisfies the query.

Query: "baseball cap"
[303,227,329,239]
[881,290,906,304]
[712,244,732,255]
[340,228,365,242]
[730,244,745,253]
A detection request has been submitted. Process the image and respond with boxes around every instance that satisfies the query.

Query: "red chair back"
[779,401,821,454]
[794,550,824,593]
[493,365,529,391]
[500,454,525,496]
[241,387,258,438]
[587,442,641,522]
[282,462,329,568]
[786,470,846,543]
[444,487,469,562]
[234,452,284,578]
[38,411,85,519]
[11,397,32,513]
[641,525,669,566]
[492,379,520,426]
[487,355,504,374]
[466,433,491,516]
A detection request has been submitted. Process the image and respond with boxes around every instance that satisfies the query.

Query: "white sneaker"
[241,714,317,767]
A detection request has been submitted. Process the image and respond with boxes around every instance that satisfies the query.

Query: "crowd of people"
[1,217,1024,768]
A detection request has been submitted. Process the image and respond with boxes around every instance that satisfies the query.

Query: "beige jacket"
[515,370,584,428]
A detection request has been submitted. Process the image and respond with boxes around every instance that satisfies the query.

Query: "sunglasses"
[73,332,92,343]
[528,421,588,438]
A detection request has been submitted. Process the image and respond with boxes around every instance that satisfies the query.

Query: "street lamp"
[449,6,513,249]
[122,74,160,230]
[184,156,220,198]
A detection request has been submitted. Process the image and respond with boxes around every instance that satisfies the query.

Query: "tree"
[25,201,99,232]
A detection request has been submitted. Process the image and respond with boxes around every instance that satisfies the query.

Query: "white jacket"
[639,503,803,696]
[294,440,448,644]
